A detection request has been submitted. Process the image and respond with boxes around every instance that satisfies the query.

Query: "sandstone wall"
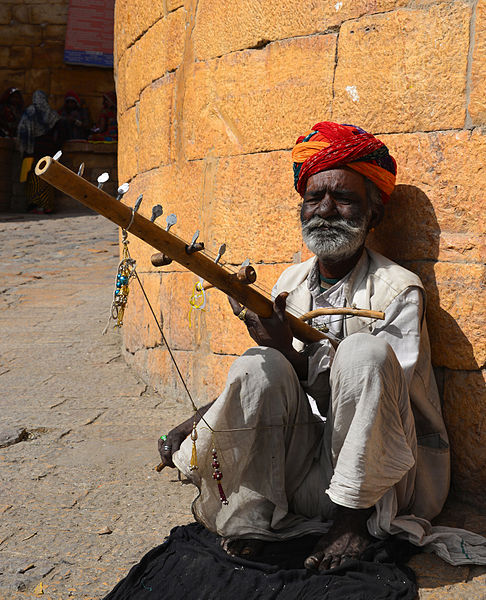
[115,0,486,503]
[0,0,114,122]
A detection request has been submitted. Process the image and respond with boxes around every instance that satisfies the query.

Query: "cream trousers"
[174,336,486,564]
[174,334,416,541]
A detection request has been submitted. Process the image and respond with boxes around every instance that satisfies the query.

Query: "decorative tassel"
[211,446,228,505]
[217,483,228,505]
[189,420,198,471]
[103,238,136,333]
[188,280,206,328]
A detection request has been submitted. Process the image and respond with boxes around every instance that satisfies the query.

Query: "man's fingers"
[318,555,333,571]
[274,292,289,322]
[227,295,242,316]
[304,550,325,570]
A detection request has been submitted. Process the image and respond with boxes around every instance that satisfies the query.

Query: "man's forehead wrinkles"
[305,185,359,197]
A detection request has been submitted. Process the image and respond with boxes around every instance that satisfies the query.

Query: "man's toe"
[304,550,325,570]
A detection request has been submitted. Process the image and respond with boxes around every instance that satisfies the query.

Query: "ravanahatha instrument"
[35,155,384,348]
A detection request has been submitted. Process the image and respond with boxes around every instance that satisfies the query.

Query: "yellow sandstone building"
[114,0,486,504]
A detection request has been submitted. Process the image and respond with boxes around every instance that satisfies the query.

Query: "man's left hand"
[228,292,294,355]
[228,293,309,381]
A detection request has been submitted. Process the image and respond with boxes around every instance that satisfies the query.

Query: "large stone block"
[0,24,42,46]
[116,51,129,113]
[23,0,66,3]
[0,4,11,25]
[143,346,236,406]
[119,267,196,357]
[120,10,184,111]
[50,68,114,97]
[117,106,139,183]
[123,272,163,352]
[443,369,486,502]
[12,4,30,24]
[167,0,184,11]
[183,34,337,159]
[411,262,485,371]
[192,0,429,61]
[31,3,68,24]
[115,0,165,57]
[158,271,200,351]
[469,0,486,125]
[143,345,196,403]
[197,352,237,403]
[210,151,302,264]
[140,346,233,406]
[24,69,50,96]
[122,279,147,354]
[138,74,175,172]
[9,46,32,69]
[0,70,25,92]
[369,129,486,264]
[0,47,9,66]
[333,3,470,132]
[32,41,64,68]
[42,25,66,41]
[117,159,207,270]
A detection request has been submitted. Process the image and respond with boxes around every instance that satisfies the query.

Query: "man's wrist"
[281,347,309,381]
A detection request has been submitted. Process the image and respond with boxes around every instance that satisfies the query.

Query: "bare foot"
[304,505,373,571]
[221,537,265,558]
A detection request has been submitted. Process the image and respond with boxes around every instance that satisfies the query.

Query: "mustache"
[301,215,364,235]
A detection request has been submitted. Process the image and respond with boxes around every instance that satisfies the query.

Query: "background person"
[17,90,63,214]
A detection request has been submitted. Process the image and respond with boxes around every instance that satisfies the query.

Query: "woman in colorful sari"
[17,90,63,214]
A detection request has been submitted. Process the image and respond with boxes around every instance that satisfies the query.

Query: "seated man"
[159,122,480,568]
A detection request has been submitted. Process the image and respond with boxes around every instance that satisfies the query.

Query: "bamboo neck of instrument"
[34,156,329,346]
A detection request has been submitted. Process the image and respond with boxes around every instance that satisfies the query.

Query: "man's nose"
[315,194,338,219]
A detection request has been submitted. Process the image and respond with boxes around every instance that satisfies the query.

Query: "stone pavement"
[0,212,485,599]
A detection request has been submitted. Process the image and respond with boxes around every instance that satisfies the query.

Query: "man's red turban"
[292,122,397,203]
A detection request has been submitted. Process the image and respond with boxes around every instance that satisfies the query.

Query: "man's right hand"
[157,401,215,470]
[157,424,192,470]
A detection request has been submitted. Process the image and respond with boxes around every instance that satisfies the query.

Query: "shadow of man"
[368,184,485,509]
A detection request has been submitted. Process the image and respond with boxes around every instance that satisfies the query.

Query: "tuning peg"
[237,264,257,284]
[150,204,163,222]
[53,150,62,161]
[240,258,250,267]
[77,162,85,177]
[97,172,109,189]
[215,243,226,264]
[116,182,129,200]
[186,230,204,254]
[151,252,172,267]
[134,194,143,212]
[166,214,177,231]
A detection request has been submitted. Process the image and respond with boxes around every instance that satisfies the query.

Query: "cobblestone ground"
[0,213,195,599]
[0,212,485,599]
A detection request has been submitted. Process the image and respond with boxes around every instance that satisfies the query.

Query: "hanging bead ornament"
[103,231,136,332]
[189,419,198,471]
[188,280,206,327]
[211,441,228,505]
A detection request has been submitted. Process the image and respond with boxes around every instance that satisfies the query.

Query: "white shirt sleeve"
[304,286,424,392]
[370,286,424,387]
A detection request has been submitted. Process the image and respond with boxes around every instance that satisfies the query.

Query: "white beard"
[301,214,369,263]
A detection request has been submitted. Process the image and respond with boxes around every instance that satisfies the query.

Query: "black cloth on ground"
[104,522,418,600]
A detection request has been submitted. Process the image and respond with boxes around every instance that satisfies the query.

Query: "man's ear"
[368,202,384,231]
